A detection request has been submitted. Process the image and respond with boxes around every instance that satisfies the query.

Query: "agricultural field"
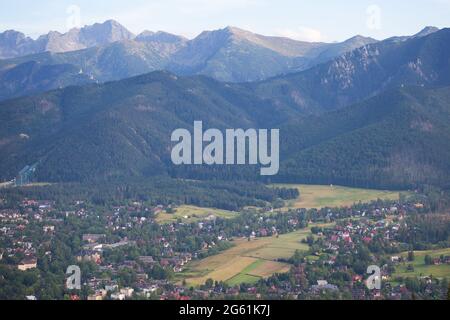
[273,184,403,209]
[392,248,450,279]
[179,226,326,287]
[156,205,237,224]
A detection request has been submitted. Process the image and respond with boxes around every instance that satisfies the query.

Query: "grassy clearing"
[393,248,450,279]
[273,184,403,209]
[248,260,291,278]
[245,229,310,260]
[180,255,259,287]
[156,205,237,224]
[179,225,328,287]
[226,273,261,286]
[0,182,52,188]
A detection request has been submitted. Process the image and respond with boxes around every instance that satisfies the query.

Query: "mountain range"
[0,22,440,103]
[0,23,449,189]
[0,20,409,102]
[251,27,450,113]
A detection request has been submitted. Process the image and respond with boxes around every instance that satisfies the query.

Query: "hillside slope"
[0,71,292,182]
[253,28,450,113]
[0,25,377,101]
[278,86,450,188]
[0,70,449,188]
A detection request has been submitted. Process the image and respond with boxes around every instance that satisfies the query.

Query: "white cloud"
[275,26,324,42]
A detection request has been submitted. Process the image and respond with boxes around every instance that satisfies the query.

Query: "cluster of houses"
[83,275,191,300]
[2,194,447,300]
[77,230,195,273]
[0,208,38,269]
[428,256,450,265]
[17,256,38,271]
[86,282,136,301]
[304,211,448,299]
[0,200,63,271]
[310,280,339,294]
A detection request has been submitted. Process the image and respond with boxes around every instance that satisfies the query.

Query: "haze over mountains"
[0,21,449,189]
[1,20,436,102]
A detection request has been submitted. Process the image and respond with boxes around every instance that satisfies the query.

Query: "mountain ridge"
[251,28,450,113]
[0,67,449,188]
[0,23,441,102]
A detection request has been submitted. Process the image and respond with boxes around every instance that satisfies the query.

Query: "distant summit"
[0,30,35,58]
[413,26,440,38]
[77,19,135,46]
[387,26,440,43]
[36,19,135,53]
[0,20,135,58]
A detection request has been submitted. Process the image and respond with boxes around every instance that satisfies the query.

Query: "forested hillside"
[1,69,449,189]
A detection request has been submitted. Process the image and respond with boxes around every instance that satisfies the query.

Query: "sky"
[1,0,450,42]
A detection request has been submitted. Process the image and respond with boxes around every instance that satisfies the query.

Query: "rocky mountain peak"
[79,19,135,45]
[414,26,440,38]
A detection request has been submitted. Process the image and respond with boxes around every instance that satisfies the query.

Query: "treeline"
[0,178,298,211]
[397,214,450,250]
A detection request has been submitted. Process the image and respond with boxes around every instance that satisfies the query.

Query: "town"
[0,185,448,300]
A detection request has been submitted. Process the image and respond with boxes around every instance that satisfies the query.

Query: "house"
[111,293,126,300]
[258,228,268,237]
[180,253,192,264]
[105,284,119,292]
[139,288,154,298]
[82,234,105,243]
[83,243,103,252]
[317,280,328,286]
[87,290,106,301]
[77,250,102,264]
[311,282,339,293]
[120,287,134,298]
[362,237,372,244]
[173,266,183,273]
[110,288,134,300]
[160,258,170,267]
[43,225,55,233]
[18,257,37,271]
[139,285,158,298]
[420,276,433,284]
[432,258,442,265]
[103,240,136,249]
